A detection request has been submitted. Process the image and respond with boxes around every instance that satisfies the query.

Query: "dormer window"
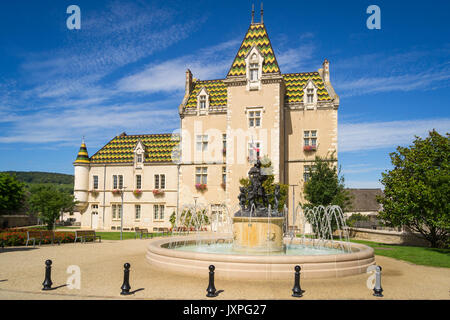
[304,80,317,109]
[133,139,145,168]
[199,95,207,109]
[245,46,264,91]
[250,63,259,81]
[197,87,209,113]
[307,88,314,104]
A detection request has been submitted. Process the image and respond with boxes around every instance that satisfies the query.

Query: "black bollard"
[42,260,53,291]
[120,263,132,295]
[206,265,217,297]
[373,265,383,297]
[292,265,303,298]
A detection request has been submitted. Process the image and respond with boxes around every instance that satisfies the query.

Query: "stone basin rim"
[146,233,374,264]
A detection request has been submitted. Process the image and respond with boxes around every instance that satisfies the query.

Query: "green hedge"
[0,230,79,246]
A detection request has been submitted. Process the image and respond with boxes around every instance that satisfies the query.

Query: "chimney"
[322,59,330,82]
[185,69,193,96]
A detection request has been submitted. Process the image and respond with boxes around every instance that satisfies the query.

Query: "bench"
[152,227,170,237]
[74,230,101,243]
[134,227,150,239]
[26,231,61,247]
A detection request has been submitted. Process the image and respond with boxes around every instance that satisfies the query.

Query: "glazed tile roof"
[227,23,280,77]
[185,79,227,109]
[74,142,90,164]
[89,133,180,164]
[283,72,332,104]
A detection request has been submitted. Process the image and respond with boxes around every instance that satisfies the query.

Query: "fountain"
[146,161,375,280]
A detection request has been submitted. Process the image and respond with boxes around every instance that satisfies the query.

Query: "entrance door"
[91,204,99,229]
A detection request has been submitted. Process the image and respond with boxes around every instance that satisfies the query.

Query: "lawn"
[95,231,167,240]
[350,239,450,268]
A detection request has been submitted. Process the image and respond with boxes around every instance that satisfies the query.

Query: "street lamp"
[120,186,127,240]
[289,184,298,234]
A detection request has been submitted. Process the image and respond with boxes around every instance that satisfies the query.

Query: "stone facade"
[73,18,339,231]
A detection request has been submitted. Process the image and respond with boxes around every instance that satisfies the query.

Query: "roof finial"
[251,4,255,24]
[260,2,264,24]
[82,136,85,145]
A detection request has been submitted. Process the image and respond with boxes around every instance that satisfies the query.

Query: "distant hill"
[1,171,74,185]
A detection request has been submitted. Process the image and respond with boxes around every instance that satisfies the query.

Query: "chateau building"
[73,12,339,231]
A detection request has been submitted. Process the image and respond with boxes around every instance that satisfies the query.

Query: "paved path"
[0,239,449,300]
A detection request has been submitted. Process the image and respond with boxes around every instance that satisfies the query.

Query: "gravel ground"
[0,239,449,300]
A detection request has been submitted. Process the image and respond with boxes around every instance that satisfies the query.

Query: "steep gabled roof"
[283,72,332,104]
[90,133,179,164]
[346,189,384,212]
[185,79,227,109]
[227,23,280,77]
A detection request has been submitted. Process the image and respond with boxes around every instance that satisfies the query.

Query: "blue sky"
[0,0,449,189]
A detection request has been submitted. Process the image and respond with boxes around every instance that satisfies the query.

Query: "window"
[112,204,122,220]
[135,205,141,220]
[307,88,314,104]
[196,135,208,152]
[248,110,261,127]
[304,130,317,147]
[248,141,261,162]
[303,165,316,182]
[154,174,165,189]
[222,134,227,151]
[92,204,98,212]
[136,175,142,189]
[195,167,208,184]
[222,166,226,184]
[153,205,158,220]
[93,176,98,190]
[250,63,259,81]
[113,175,123,189]
[136,153,143,163]
[199,95,207,109]
[153,204,164,220]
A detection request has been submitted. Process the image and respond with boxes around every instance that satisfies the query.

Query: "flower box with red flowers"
[112,189,121,195]
[221,182,226,189]
[222,148,226,155]
[152,189,164,196]
[195,183,207,191]
[133,189,142,197]
[303,145,317,152]
[90,190,99,197]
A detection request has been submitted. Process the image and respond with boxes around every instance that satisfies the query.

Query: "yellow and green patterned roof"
[283,72,332,104]
[90,133,180,164]
[227,23,280,77]
[185,79,227,109]
[74,142,90,164]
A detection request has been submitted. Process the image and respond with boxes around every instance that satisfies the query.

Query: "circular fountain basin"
[146,233,375,280]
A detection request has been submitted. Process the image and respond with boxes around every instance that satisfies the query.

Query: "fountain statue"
[232,160,285,252]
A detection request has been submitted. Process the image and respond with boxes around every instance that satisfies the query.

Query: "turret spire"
[261,3,264,24]
[74,139,90,164]
[251,4,255,24]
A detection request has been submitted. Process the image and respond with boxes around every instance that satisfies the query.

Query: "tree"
[0,173,26,215]
[377,130,450,248]
[239,156,288,211]
[302,155,351,211]
[28,184,77,230]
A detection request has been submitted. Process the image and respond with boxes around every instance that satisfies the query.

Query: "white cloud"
[117,39,240,93]
[339,118,450,152]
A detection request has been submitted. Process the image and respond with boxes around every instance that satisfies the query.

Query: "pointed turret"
[227,11,280,77]
[74,140,90,164]
[73,139,90,213]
